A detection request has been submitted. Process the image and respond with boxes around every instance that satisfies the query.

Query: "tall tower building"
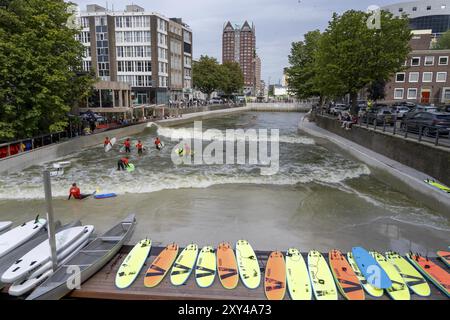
[222,21,258,95]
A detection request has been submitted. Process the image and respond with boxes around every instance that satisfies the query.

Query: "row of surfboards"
[115,240,450,300]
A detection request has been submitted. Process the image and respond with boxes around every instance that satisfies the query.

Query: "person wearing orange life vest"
[68,183,93,200]
[123,138,131,153]
[117,156,130,171]
[104,137,112,148]
[154,137,162,151]
[136,140,144,155]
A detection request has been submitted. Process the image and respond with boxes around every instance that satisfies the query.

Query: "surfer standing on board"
[104,136,112,148]
[154,137,162,151]
[68,183,94,200]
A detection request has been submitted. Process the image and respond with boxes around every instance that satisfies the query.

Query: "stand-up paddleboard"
[347,252,383,298]
[105,137,116,152]
[352,247,391,289]
[1,226,88,283]
[170,244,198,286]
[437,251,450,267]
[371,251,410,300]
[8,226,94,296]
[0,221,12,234]
[195,246,216,288]
[329,250,364,300]
[0,217,47,259]
[52,161,71,169]
[217,242,239,290]
[424,179,450,193]
[407,253,450,297]
[144,243,179,288]
[264,251,286,300]
[307,250,338,300]
[385,251,430,297]
[116,239,152,289]
[285,248,311,300]
[126,163,135,172]
[235,240,261,289]
[94,193,117,199]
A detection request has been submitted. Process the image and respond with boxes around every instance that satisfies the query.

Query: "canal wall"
[247,102,311,112]
[299,115,450,213]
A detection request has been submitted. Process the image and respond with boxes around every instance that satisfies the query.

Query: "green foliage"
[433,30,450,49]
[192,55,222,98]
[219,61,244,96]
[0,0,95,140]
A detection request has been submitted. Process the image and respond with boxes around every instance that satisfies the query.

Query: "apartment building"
[76,4,193,105]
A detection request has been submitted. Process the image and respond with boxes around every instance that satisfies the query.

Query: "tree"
[286,30,323,101]
[192,55,222,99]
[219,61,244,98]
[0,0,95,140]
[367,79,386,101]
[315,10,411,113]
[433,30,450,49]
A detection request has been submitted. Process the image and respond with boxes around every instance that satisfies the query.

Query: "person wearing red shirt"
[124,138,131,153]
[68,183,93,200]
[104,137,112,148]
[136,140,144,155]
[154,137,162,151]
[117,156,130,171]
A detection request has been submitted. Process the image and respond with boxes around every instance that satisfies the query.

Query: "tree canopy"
[0,0,95,141]
[433,30,450,50]
[219,61,244,96]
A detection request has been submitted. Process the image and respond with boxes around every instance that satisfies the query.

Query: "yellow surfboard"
[371,252,410,300]
[170,244,198,286]
[347,252,384,298]
[235,240,261,289]
[115,239,152,289]
[285,248,312,300]
[385,251,430,297]
[195,246,216,288]
[307,250,338,300]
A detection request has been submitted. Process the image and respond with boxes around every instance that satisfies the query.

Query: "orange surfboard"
[329,249,365,300]
[217,242,239,289]
[144,243,179,288]
[437,251,450,267]
[264,251,286,300]
[408,253,450,297]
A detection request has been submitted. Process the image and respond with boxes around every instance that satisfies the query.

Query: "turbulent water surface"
[0,112,448,253]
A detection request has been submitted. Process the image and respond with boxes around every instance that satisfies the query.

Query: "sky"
[72,0,401,84]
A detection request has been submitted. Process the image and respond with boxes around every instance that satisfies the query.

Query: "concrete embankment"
[247,102,310,112]
[299,115,450,213]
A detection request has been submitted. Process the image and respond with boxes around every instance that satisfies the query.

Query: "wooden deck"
[62,246,448,300]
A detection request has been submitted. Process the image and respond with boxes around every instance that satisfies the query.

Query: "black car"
[402,112,450,136]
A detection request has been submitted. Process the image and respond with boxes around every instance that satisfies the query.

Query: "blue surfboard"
[94,193,117,199]
[352,247,392,289]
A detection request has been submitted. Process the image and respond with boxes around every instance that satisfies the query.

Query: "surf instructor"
[68,183,94,200]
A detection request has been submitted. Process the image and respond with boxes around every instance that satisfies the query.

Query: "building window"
[427,6,431,10]
[412,7,417,11]
[409,72,419,82]
[424,56,434,66]
[442,88,450,102]
[411,57,420,66]
[396,73,406,82]
[439,56,449,65]
[407,88,417,99]
[422,72,433,82]
[394,88,404,99]
[436,72,447,82]
[398,8,403,12]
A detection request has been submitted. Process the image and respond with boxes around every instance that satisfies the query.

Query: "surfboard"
[195,246,216,288]
[347,252,383,298]
[170,244,198,286]
[264,251,286,300]
[424,179,450,193]
[126,163,135,172]
[0,217,47,259]
[217,242,239,290]
[371,251,410,300]
[307,250,338,300]
[385,251,430,297]
[407,253,450,297]
[50,169,64,177]
[0,221,12,234]
[235,240,261,289]
[144,243,179,288]
[116,239,152,289]
[352,247,392,289]
[52,161,71,169]
[285,248,311,300]
[94,193,117,199]
[1,226,88,283]
[437,251,450,267]
[329,249,365,300]
[105,137,116,152]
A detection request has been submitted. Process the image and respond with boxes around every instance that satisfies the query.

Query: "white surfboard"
[0,218,47,259]
[52,161,71,169]
[50,169,64,177]
[0,221,12,234]
[105,137,116,152]
[8,226,94,296]
[1,226,88,283]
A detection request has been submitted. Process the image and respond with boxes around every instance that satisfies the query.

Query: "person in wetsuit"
[154,137,162,151]
[117,156,130,171]
[104,137,112,148]
[136,140,144,155]
[68,183,93,200]
[124,138,131,153]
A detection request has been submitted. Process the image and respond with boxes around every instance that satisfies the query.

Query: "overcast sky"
[72,0,400,84]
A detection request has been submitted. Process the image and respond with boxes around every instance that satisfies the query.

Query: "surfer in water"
[104,137,112,148]
[117,156,130,171]
[154,137,162,151]
[124,138,131,153]
[136,140,144,155]
[68,183,94,200]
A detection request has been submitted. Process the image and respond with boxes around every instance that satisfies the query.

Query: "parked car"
[392,101,416,108]
[209,98,223,104]
[442,105,450,113]
[401,112,450,136]
[390,106,411,119]
[330,104,350,116]
[362,108,395,126]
